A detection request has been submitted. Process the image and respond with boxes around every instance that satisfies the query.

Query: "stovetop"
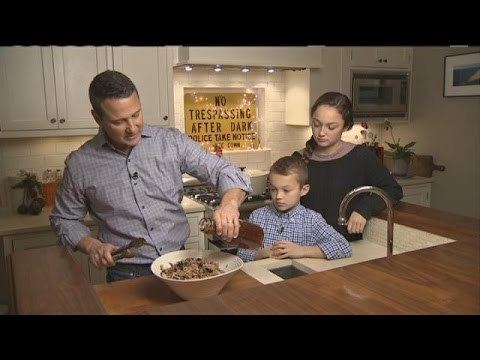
[184,185,271,209]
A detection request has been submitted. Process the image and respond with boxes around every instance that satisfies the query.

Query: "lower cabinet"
[401,183,432,207]
[185,212,206,250]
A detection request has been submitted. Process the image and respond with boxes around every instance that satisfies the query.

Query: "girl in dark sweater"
[293,92,403,242]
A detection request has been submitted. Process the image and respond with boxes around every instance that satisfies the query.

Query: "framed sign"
[444,52,480,97]
[184,91,259,151]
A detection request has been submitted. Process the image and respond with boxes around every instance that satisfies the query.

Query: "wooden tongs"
[112,238,147,261]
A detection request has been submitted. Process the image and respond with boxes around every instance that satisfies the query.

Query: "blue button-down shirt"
[50,125,252,264]
[237,204,352,262]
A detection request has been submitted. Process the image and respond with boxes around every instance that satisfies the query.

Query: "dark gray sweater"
[294,146,403,241]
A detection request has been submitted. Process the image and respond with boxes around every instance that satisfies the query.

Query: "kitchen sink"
[269,265,308,280]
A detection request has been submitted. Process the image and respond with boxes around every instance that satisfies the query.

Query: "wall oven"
[351,71,409,119]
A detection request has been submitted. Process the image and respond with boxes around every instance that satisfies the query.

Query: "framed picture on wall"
[444,52,480,97]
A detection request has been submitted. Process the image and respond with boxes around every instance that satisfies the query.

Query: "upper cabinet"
[112,46,174,126]
[0,46,175,137]
[345,47,413,69]
[174,46,324,69]
[0,46,107,134]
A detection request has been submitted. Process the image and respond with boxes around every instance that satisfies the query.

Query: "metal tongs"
[111,238,147,261]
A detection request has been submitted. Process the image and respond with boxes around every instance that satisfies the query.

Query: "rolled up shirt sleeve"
[49,162,92,250]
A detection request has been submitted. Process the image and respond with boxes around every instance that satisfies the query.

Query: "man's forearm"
[220,188,247,208]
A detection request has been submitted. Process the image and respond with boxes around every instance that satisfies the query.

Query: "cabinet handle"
[50,118,56,124]
[383,59,388,63]
[378,59,382,63]
[163,115,168,121]
[59,118,65,124]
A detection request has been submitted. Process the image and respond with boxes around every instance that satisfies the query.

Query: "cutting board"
[411,155,445,177]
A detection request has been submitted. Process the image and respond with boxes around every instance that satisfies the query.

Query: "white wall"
[379,47,480,218]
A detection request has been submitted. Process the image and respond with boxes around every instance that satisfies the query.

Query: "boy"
[237,156,352,262]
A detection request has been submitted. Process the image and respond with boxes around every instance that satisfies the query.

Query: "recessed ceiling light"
[185,65,193,71]
[214,65,222,72]
[241,67,250,73]
[267,68,275,73]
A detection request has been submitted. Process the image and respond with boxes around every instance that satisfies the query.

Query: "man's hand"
[347,211,367,234]
[213,188,246,242]
[77,236,118,268]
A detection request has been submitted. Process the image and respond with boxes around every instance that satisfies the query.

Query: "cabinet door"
[0,46,58,131]
[376,47,412,68]
[349,47,378,67]
[9,231,60,251]
[186,212,206,250]
[402,184,431,207]
[53,46,108,129]
[112,47,171,126]
[348,47,412,69]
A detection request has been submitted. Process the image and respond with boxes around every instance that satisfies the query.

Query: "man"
[50,70,252,282]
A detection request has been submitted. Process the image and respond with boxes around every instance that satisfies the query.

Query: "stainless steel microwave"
[351,71,409,119]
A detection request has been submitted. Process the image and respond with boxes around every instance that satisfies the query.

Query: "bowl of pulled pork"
[151,249,244,300]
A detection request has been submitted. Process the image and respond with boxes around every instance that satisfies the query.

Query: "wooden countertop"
[8,202,480,314]
[93,272,262,315]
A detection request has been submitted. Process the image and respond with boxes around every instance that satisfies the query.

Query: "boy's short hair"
[269,156,309,186]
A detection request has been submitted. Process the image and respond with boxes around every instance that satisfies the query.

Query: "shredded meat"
[160,257,224,280]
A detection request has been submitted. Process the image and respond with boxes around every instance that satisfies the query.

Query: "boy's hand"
[270,241,305,259]
[347,211,367,234]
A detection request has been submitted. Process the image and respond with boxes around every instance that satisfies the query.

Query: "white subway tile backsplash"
[1,141,30,157]
[266,101,285,112]
[44,154,67,168]
[2,155,45,170]
[247,151,266,164]
[265,111,283,123]
[55,142,81,154]
[29,140,56,155]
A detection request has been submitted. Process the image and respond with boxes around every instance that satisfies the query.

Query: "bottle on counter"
[198,217,264,250]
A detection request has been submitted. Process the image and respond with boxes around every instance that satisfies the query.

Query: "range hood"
[173,46,323,69]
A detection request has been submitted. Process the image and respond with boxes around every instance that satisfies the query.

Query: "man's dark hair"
[269,156,309,186]
[88,70,138,117]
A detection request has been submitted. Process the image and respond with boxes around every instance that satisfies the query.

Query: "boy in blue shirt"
[238,156,352,262]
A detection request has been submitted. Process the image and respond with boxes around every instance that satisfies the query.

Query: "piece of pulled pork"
[160,257,224,280]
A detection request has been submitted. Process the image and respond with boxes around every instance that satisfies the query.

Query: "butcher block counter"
[8,202,480,314]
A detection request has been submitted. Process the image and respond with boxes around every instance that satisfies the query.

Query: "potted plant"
[384,121,416,177]
[11,171,46,215]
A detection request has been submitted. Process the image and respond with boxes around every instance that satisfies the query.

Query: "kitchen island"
[7,202,480,314]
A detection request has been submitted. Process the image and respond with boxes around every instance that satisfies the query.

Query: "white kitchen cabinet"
[285,47,344,126]
[174,46,324,69]
[344,47,413,69]
[0,46,107,135]
[401,183,432,207]
[112,46,174,126]
[185,211,206,250]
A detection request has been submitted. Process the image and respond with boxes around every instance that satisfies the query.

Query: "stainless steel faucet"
[338,186,394,257]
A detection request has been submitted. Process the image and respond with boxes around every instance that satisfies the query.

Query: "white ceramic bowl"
[151,249,244,301]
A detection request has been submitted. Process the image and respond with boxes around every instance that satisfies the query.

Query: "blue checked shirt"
[50,125,252,264]
[237,204,352,262]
